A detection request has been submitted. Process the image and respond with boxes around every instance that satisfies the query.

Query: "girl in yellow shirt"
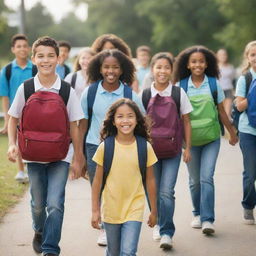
[91,98,157,256]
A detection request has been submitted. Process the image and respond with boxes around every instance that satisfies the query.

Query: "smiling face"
[187,52,207,78]
[113,104,137,137]
[100,56,122,87]
[247,45,256,72]
[79,51,93,71]
[32,45,58,76]
[11,39,30,61]
[152,58,172,87]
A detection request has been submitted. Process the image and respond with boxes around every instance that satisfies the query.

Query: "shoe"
[202,221,215,235]
[97,229,107,246]
[243,209,255,225]
[32,233,42,253]
[153,225,161,241]
[15,171,29,183]
[160,235,173,250]
[44,254,58,256]
[191,215,202,229]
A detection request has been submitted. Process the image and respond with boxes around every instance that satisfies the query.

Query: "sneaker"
[191,215,202,229]
[202,221,215,235]
[32,232,42,253]
[153,225,161,241]
[15,171,29,183]
[160,235,173,250]
[97,229,107,246]
[243,209,255,225]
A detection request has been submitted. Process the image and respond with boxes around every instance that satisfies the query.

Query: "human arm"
[78,118,88,178]
[7,116,19,162]
[91,164,103,229]
[0,96,10,134]
[146,165,157,228]
[182,113,191,163]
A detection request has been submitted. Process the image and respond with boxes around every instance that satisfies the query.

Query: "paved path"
[0,138,255,256]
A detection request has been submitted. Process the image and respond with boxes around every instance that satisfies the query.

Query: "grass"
[0,119,28,219]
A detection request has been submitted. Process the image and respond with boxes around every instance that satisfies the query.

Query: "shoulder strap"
[24,78,35,102]
[59,80,71,106]
[5,63,12,85]
[123,84,133,99]
[179,78,189,92]
[64,64,70,77]
[208,76,218,106]
[70,72,77,89]
[244,71,253,95]
[171,86,181,116]
[32,65,37,77]
[142,88,151,110]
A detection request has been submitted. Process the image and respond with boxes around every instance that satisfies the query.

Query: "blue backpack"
[101,135,148,193]
[247,78,256,128]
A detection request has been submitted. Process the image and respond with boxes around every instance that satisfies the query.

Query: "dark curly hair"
[91,34,132,57]
[173,45,219,83]
[87,49,135,85]
[100,98,151,142]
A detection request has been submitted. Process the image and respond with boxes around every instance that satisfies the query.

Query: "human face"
[58,46,70,65]
[79,52,93,71]
[100,56,122,86]
[11,39,30,60]
[102,41,115,50]
[247,46,256,71]
[32,45,58,76]
[152,58,172,87]
[137,51,150,67]
[216,49,228,64]
[114,104,137,137]
[187,52,207,77]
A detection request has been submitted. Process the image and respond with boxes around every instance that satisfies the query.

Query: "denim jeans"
[27,161,69,255]
[104,221,142,256]
[239,132,256,210]
[187,139,220,223]
[85,143,98,184]
[154,153,181,237]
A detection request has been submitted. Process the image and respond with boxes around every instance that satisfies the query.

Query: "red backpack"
[142,86,183,159]
[18,78,71,162]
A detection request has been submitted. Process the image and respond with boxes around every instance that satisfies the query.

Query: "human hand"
[183,147,192,163]
[91,210,101,229]
[147,212,157,228]
[7,145,19,162]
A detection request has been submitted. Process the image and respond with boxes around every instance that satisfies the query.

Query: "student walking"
[235,41,256,225]
[80,49,144,246]
[141,53,192,250]
[91,98,157,256]
[173,45,238,235]
[0,33,37,183]
[7,36,85,256]
[56,40,71,79]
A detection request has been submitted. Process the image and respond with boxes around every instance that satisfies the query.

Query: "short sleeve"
[92,142,104,166]
[146,142,158,167]
[80,86,89,119]
[235,76,246,97]
[64,73,72,84]
[0,67,9,97]
[180,87,193,115]
[216,80,225,104]
[8,84,25,118]
[132,91,146,114]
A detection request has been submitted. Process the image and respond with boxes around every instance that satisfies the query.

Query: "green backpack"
[180,77,221,146]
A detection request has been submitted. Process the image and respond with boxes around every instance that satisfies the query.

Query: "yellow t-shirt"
[93,139,157,224]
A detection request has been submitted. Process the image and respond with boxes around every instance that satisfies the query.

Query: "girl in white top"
[65,47,95,99]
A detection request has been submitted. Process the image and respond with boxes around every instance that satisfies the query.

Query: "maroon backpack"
[142,87,183,159]
[18,78,71,162]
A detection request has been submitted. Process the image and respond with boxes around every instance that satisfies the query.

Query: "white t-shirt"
[150,82,193,115]
[8,74,84,163]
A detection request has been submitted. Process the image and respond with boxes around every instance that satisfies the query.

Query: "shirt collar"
[34,74,61,92]
[151,82,173,97]
[12,59,33,69]
[188,75,208,88]
[250,68,256,77]
[98,80,124,95]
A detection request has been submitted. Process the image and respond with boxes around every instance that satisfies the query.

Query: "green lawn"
[0,119,28,219]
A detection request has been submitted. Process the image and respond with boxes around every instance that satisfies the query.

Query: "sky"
[4,0,87,22]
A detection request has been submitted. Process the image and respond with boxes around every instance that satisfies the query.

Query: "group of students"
[1,32,256,256]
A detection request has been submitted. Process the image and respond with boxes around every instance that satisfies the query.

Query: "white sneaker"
[191,215,202,229]
[97,229,107,246]
[243,209,255,225]
[153,225,161,241]
[160,235,173,250]
[202,221,215,235]
[15,171,28,183]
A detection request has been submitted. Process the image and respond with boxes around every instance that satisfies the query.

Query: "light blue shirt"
[56,64,65,79]
[0,59,34,105]
[235,68,256,136]
[80,80,145,145]
[136,66,150,89]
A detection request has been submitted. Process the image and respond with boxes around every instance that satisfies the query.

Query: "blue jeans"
[104,221,142,256]
[154,153,181,237]
[187,139,220,223]
[27,161,69,255]
[239,132,256,210]
[85,143,98,184]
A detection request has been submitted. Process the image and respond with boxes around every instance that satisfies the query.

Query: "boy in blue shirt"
[0,34,37,182]
[56,40,71,79]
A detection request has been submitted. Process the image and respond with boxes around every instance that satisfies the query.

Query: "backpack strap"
[5,63,12,87]
[70,72,77,89]
[244,71,253,95]
[24,78,36,102]
[32,65,38,77]
[64,64,70,77]
[102,135,147,193]
[142,88,152,110]
[59,80,71,106]
[171,86,181,116]
[179,78,189,92]
[123,84,133,99]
